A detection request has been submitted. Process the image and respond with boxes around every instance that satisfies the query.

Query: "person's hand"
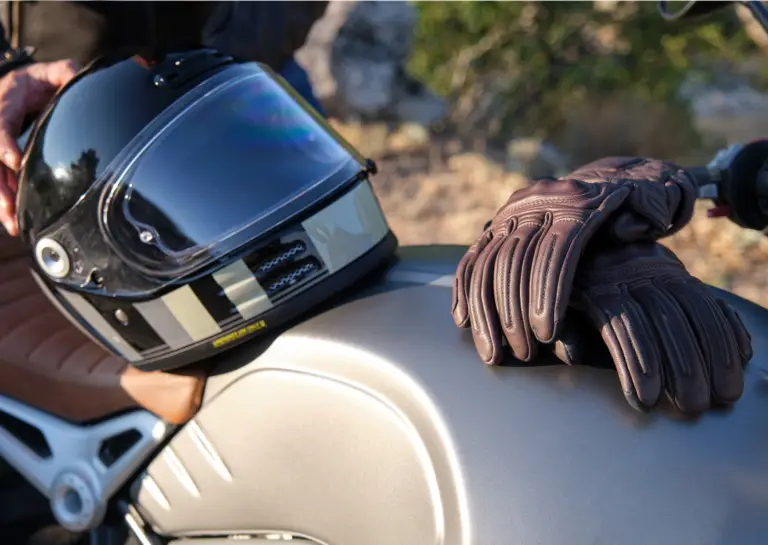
[0,59,79,235]
[562,242,751,413]
[452,157,696,365]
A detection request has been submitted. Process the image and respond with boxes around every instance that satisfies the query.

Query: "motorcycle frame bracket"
[0,394,170,532]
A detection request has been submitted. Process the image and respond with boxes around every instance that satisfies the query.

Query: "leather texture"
[452,157,696,366]
[0,234,206,424]
[568,242,752,413]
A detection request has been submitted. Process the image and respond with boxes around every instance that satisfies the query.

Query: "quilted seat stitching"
[26,324,79,361]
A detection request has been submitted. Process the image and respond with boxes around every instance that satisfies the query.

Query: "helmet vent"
[255,241,307,276]
[264,257,321,298]
[241,236,325,300]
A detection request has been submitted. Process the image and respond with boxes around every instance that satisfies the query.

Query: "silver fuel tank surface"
[132,245,768,545]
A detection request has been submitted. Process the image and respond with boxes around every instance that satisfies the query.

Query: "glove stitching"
[618,300,648,376]
[516,220,544,229]
[467,261,481,334]
[579,262,682,282]
[498,189,608,212]
[501,238,519,331]
[593,301,638,403]
[536,233,555,317]
[469,237,505,361]
[506,216,518,234]
[552,217,586,225]
[553,210,593,220]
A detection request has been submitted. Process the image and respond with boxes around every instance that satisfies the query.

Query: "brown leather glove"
[452,157,696,365]
[564,242,752,413]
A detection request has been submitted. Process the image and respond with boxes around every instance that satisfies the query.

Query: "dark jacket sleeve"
[203,1,329,70]
[0,16,35,78]
[0,21,8,51]
[0,2,11,50]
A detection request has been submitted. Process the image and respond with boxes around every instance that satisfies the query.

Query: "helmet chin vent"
[254,241,307,276]
[240,235,326,301]
[264,257,322,298]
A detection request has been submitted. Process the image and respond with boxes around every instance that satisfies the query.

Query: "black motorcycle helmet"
[17,48,397,371]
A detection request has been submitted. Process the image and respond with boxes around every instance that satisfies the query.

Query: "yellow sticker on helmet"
[212,320,267,348]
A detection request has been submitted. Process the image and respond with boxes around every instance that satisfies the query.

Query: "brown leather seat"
[0,235,206,425]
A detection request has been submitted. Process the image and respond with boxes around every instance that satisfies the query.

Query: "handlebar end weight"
[715,140,768,231]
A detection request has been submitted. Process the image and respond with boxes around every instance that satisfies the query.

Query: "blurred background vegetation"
[319,0,768,305]
[407,0,762,163]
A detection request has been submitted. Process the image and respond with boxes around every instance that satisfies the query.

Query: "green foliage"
[408,1,758,146]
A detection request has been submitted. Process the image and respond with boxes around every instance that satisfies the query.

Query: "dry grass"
[331,120,768,309]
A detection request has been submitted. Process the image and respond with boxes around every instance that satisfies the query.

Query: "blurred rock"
[295,1,356,103]
[372,149,528,245]
[296,0,447,126]
[505,137,571,179]
[680,78,768,145]
[387,123,431,152]
[330,120,391,158]
[388,76,449,127]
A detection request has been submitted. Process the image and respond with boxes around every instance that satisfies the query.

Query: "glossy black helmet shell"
[18,48,396,371]
[18,48,235,242]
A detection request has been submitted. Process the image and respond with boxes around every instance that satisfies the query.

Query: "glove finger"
[528,215,579,344]
[494,223,543,362]
[581,288,664,411]
[633,283,711,413]
[549,310,612,368]
[468,236,506,364]
[667,281,744,405]
[529,186,629,343]
[453,230,493,328]
[715,298,754,365]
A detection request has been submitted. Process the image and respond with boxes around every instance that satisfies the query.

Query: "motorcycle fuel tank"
[131,245,768,545]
